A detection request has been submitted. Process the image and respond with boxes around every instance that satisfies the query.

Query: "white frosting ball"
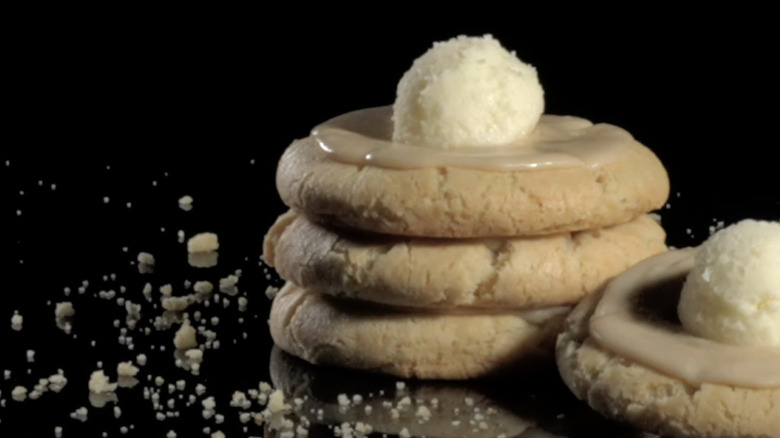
[392,35,544,149]
[678,219,780,347]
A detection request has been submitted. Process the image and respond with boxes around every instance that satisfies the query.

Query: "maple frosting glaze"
[589,248,780,388]
[312,106,635,171]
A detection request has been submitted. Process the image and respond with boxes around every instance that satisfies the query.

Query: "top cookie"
[276,108,669,238]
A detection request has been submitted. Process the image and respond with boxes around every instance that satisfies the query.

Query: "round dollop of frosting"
[392,34,544,149]
[678,219,780,347]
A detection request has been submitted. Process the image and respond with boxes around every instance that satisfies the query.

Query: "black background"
[2,9,778,438]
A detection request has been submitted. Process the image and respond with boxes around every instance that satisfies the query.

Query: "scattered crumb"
[11,386,27,402]
[173,321,198,350]
[117,361,139,377]
[70,407,88,422]
[219,275,239,296]
[137,252,155,265]
[10,312,23,331]
[265,286,279,300]
[88,370,117,394]
[178,195,193,211]
[187,233,219,254]
[268,390,290,414]
[55,302,75,318]
[162,295,193,312]
[416,405,431,421]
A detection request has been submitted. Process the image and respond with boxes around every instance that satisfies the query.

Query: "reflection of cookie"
[268,347,541,438]
[556,285,780,437]
[276,135,668,238]
[269,283,569,380]
[264,211,667,309]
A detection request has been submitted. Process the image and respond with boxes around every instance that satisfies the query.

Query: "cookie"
[276,115,669,238]
[269,282,570,380]
[264,211,667,309]
[556,255,780,437]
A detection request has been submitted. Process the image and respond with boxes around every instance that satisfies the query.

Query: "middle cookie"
[264,211,667,309]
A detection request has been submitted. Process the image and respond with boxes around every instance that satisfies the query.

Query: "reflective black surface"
[3,11,778,438]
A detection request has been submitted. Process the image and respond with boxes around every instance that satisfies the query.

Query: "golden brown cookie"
[263,211,667,309]
[276,117,669,238]
[269,282,570,380]
[556,252,780,438]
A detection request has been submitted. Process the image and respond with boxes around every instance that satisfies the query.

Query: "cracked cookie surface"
[270,282,570,379]
[264,211,667,309]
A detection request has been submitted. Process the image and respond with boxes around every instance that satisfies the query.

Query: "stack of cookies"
[262,115,669,380]
[263,35,670,379]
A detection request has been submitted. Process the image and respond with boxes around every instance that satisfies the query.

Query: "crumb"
[88,370,117,394]
[160,284,173,297]
[70,407,88,422]
[397,396,411,409]
[265,286,279,300]
[219,275,239,296]
[178,195,193,211]
[10,312,23,331]
[11,386,27,401]
[48,372,68,392]
[137,252,155,265]
[173,321,198,350]
[187,233,219,253]
[416,405,431,421]
[162,295,193,312]
[117,361,139,377]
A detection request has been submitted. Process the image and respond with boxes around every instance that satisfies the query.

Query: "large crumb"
[137,252,156,265]
[173,321,198,350]
[187,233,219,254]
[88,370,117,394]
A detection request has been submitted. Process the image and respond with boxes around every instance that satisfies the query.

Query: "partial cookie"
[276,128,669,238]
[556,273,780,437]
[264,211,667,309]
[269,283,570,380]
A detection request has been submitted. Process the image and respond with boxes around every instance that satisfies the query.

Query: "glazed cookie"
[556,250,780,438]
[276,108,669,238]
[264,211,667,309]
[269,282,570,380]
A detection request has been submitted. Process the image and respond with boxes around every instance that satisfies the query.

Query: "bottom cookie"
[269,282,570,380]
[555,251,780,438]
